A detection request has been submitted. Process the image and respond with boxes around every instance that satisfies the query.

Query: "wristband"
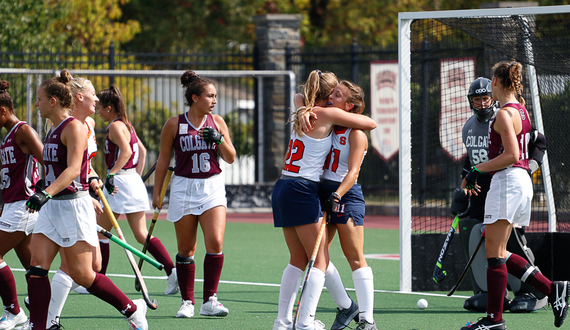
[332,192,341,200]
[216,135,225,145]
[472,166,481,173]
[42,190,52,199]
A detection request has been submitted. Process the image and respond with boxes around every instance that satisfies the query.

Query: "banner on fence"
[439,58,475,162]
[370,60,399,162]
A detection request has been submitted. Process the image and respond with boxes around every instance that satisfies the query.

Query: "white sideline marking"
[364,253,400,260]
[12,268,468,299]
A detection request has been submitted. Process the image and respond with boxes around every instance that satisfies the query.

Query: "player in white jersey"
[272,70,376,330]
[46,74,105,329]
[318,80,376,330]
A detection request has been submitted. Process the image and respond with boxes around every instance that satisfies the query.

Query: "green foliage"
[223,111,254,156]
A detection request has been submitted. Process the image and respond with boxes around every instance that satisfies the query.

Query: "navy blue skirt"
[272,178,322,227]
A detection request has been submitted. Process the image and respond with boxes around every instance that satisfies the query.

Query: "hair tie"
[508,62,516,69]
[317,70,322,77]
[0,90,5,93]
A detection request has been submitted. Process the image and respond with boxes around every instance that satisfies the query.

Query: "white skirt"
[34,194,98,248]
[0,200,38,235]
[484,167,533,226]
[166,174,227,221]
[103,170,150,214]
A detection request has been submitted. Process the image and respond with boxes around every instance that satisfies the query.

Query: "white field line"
[12,268,469,299]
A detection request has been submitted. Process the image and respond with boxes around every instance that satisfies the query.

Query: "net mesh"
[410,12,570,234]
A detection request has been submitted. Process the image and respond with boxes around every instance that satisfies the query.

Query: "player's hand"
[91,197,103,214]
[325,192,341,215]
[26,190,51,213]
[201,127,224,145]
[465,166,480,190]
[88,176,102,199]
[299,109,317,133]
[105,173,118,195]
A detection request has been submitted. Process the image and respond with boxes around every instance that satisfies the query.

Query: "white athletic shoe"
[164,269,180,295]
[0,309,28,330]
[273,319,292,330]
[297,319,326,330]
[199,294,229,317]
[176,300,195,318]
[73,285,90,295]
[127,299,148,330]
[15,320,30,330]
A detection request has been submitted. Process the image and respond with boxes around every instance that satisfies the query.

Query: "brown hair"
[0,80,14,112]
[39,69,74,110]
[492,61,525,107]
[97,85,133,132]
[181,70,214,106]
[293,70,338,136]
[339,80,366,114]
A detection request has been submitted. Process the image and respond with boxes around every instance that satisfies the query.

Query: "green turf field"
[5,219,558,329]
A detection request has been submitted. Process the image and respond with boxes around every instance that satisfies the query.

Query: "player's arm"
[108,121,133,174]
[335,129,368,198]
[15,124,44,166]
[318,106,377,131]
[135,138,147,176]
[153,116,177,210]
[46,120,87,196]
[212,114,236,164]
[460,157,471,190]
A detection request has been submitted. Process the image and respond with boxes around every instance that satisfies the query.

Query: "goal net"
[398,6,570,291]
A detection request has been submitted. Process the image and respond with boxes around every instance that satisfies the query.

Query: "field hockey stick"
[433,204,471,283]
[98,188,159,310]
[292,212,328,330]
[97,225,163,270]
[447,230,485,297]
[141,161,157,183]
[135,166,174,292]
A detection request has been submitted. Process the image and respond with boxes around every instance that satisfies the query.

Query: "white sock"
[276,264,303,325]
[353,267,374,323]
[48,269,74,328]
[298,268,325,328]
[325,261,352,310]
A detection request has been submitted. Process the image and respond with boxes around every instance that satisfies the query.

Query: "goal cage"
[398,5,570,292]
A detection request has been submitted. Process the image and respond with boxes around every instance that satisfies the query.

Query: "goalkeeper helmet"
[467,77,497,123]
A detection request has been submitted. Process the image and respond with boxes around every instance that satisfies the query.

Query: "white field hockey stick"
[98,188,158,310]
[292,212,328,330]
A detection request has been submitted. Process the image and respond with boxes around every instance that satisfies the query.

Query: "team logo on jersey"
[179,124,189,135]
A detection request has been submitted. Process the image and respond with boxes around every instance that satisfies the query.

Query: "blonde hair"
[292,70,338,136]
[339,80,365,114]
[492,61,525,107]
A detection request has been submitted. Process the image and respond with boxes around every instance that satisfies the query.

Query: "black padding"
[450,187,468,215]
[487,257,506,267]
[29,266,49,277]
[176,254,195,265]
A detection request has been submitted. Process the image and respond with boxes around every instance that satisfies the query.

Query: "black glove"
[88,176,101,199]
[465,166,480,190]
[26,190,51,211]
[105,174,116,194]
[202,127,224,145]
[325,192,341,215]
[35,179,46,191]
[450,187,468,215]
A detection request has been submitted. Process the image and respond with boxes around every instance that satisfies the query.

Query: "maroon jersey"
[173,113,221,179]
[488,102,531,173]
[0,122,39,203]
[104,119,139,170]
[43,117,89,197]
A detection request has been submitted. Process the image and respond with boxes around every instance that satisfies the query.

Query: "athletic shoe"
[460,318,506,330]
[272,319,292,330]
[73,285,90,295]
[164,269,180,295]
[47,316,64,330]
[296,319,325,330]
[0,309,28,330]
[16,320,30,330]
[176,300,194,318]
[127,299,148,330]
[331,300,359,330]
[509,292,548,313]
[355,319,378,330]
[549,281,570,327]
[199,294,229,317]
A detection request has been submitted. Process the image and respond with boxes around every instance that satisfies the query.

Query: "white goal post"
[398,5,570,292]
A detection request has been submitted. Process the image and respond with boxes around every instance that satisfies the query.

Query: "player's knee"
[29,265,49,278]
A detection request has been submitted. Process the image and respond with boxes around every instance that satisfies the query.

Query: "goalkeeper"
[453,77,547,313]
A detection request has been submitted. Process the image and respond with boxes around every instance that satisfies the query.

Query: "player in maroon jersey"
[25,70,147,330]
[152,71,236,319]
[0,79,43,330]
[461,61,569,330]
[95,85,177,295]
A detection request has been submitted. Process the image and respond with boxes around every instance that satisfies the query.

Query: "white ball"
[417,298,428,309]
